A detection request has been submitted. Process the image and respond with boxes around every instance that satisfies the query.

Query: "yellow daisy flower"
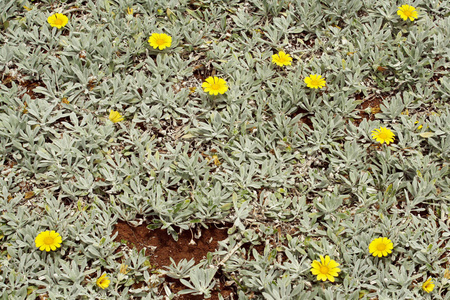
[369,237,394,257]
[109,110,124,123]
[371,127,395,145]
[35,230,62,252]
[304,74,326,89]
[310,255,341,282]
[148,33,172,50]
[422,278,435,293]
[397,5,418,21]
[272,51,292,67]
[96,273,110,289]
[202,76,228,95]
[47,13,69,29]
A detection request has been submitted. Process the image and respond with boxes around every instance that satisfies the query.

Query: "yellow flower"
[444,269,450,279]
[47,13,69,29]
[304,74,326,89]
[397,5,418,21]
[96,273,110,289]
[202,76,228,95]
[371,127,395,145]
[109,110,124,123]
[35,231,62,252]
[119,264,129,275]
[415,121,423,130]
[422,278,435,293]
[310,255,341,282]
[148,33,172,50]
[117,264,129,282]
[369,237,394,257]
[272,51,292,67]
[212,155,221,166]
[126,7,134,20]
[189,87,197,94]
[207,155,221,166]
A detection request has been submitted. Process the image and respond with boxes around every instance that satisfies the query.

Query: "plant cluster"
[0,0,449,299]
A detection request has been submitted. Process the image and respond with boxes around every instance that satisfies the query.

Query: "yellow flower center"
[320,266,329,274]
[53,16,63,26]
[378,132,389,139]
[44,236,55,245]
[211,83,220,90]
[311,79,321,86]
[377,243,386,251]
[156,38,166,45]
[402,9,412,17]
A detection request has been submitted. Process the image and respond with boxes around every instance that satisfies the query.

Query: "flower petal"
[311,268,320,275]
[326,274,335,282]
[317,273,327,281]
[328,260,339,268]
[320,256,325,265]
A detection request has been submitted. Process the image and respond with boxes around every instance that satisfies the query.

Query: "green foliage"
[0,0,449,299]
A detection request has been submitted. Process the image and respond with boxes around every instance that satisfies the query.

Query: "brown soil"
[291,106,314,130]
[1,71,46,100]
[192,63,216,82]
[113,221,236,299]
[353,93,384,126]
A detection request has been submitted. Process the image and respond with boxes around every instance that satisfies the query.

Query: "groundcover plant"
[0,0,449,299]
